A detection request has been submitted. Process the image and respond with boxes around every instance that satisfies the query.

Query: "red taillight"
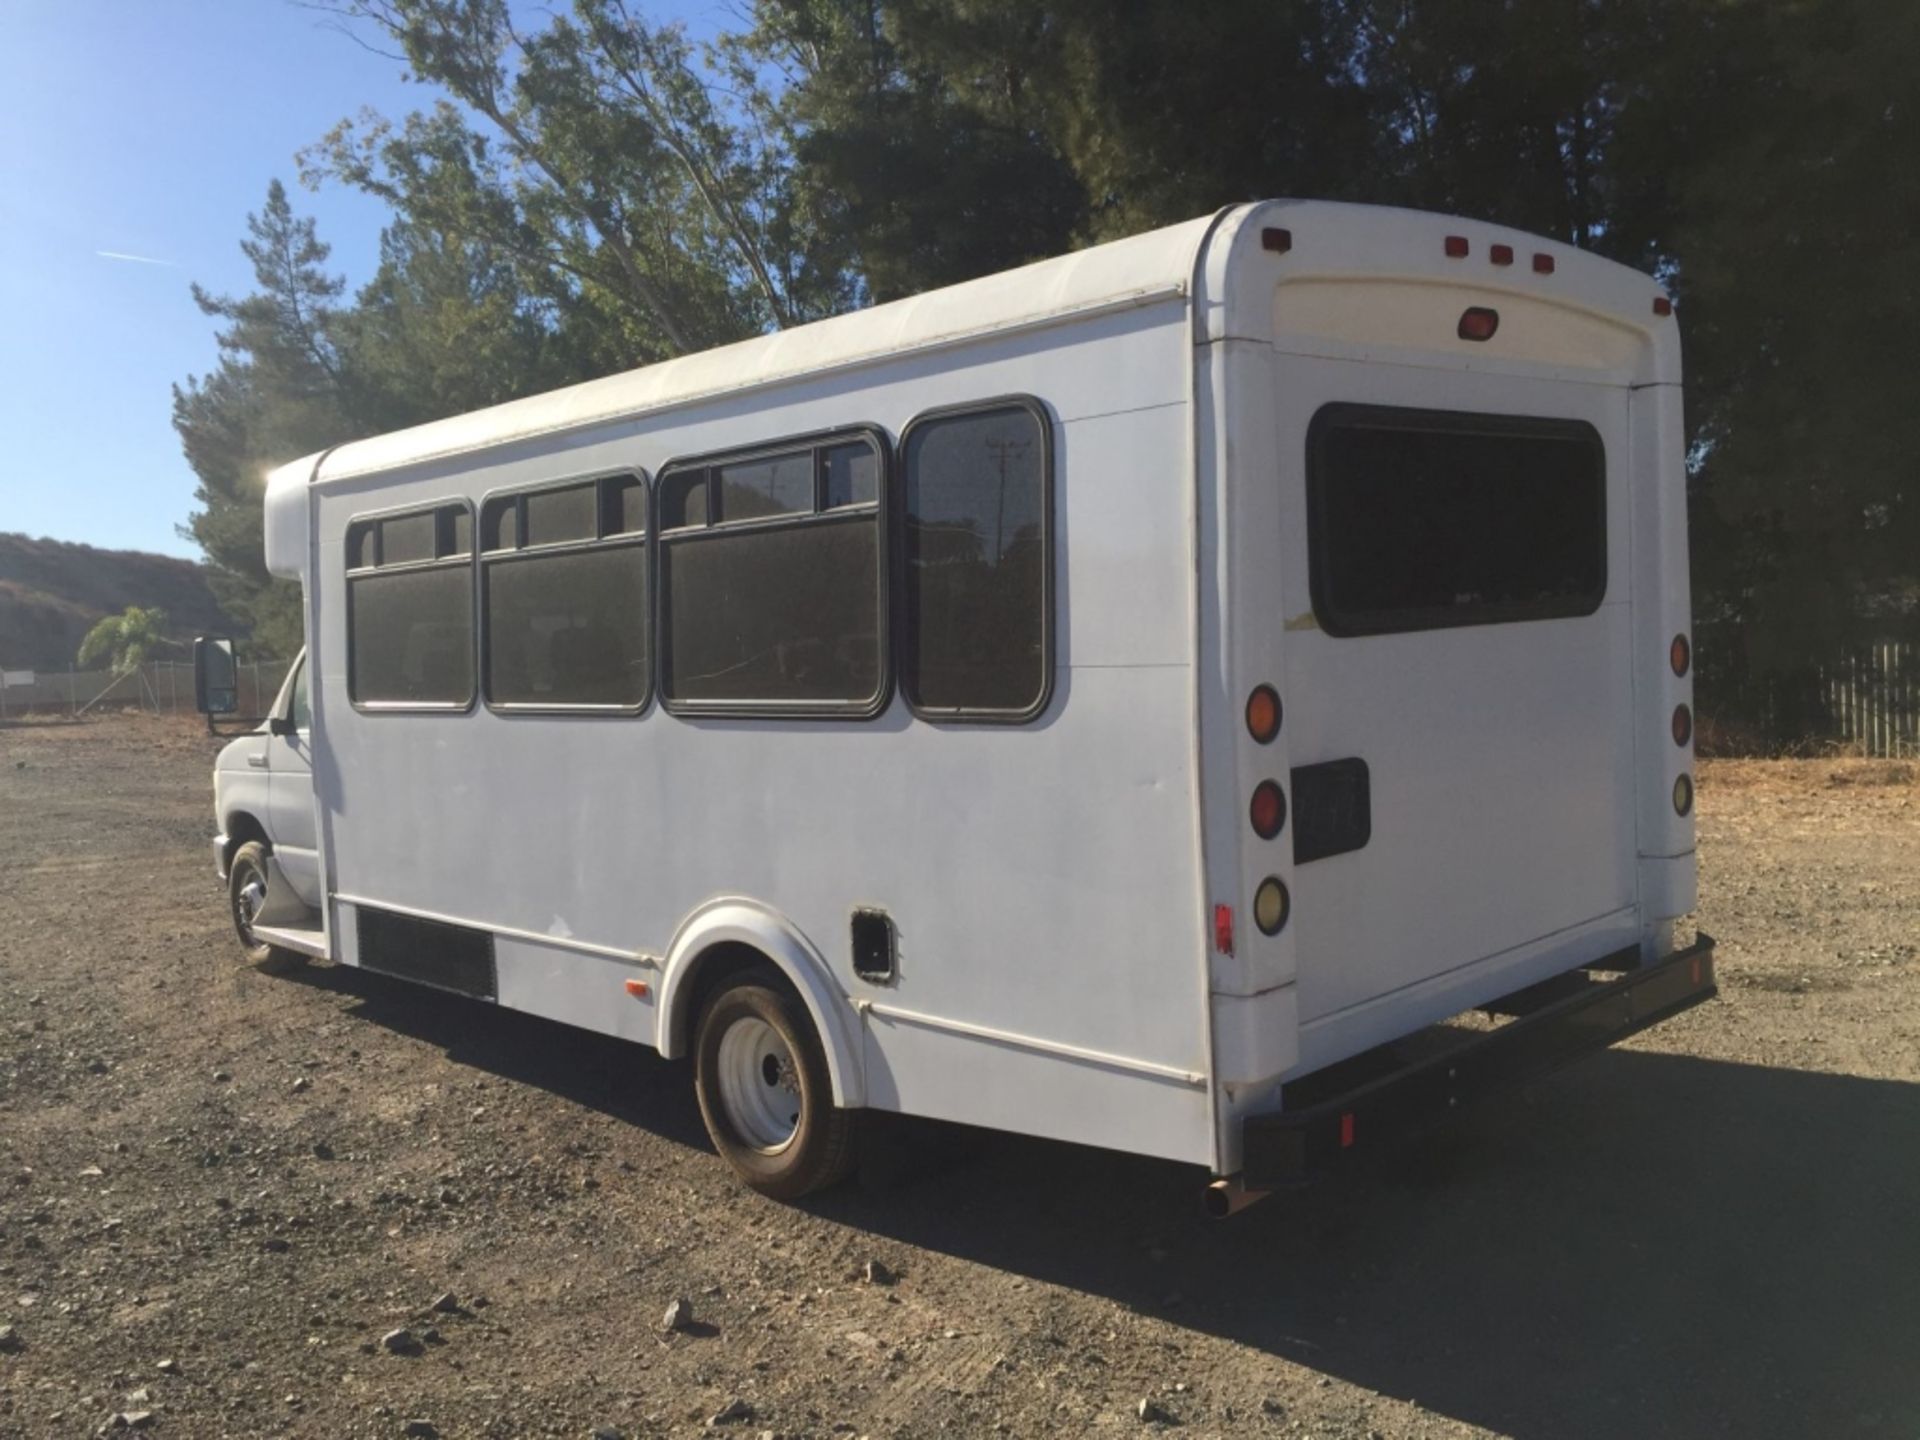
[1672,704,1693,747]
[1262,227,1292,254]
[1533,252,1556,274]
[1250,781,1286,840]
[1445,234,1469,258]
[1654,295,1673,316]
[1671,633,1691,677]
[1490,243,1514,266]
[1213,903,1235,956]
[1458,306,1500,342]
[1245,685,1281,744]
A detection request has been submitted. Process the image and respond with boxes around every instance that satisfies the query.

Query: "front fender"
[656,899,865,1108]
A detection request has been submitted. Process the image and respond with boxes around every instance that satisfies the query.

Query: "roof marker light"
[1444,235,1470,258]
[1490,243,1514,266]
[1654,295,1674,316]
[1458,306,1500,342]
[1533,252,1556,274]
[1262,227,1292,254]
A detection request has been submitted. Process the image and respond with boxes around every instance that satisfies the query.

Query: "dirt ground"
[1,715,1916,1440]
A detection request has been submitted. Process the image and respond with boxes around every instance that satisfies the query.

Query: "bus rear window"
[1306,404,1606,637]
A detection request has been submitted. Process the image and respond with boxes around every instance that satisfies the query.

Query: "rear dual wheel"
[693,970,858,1200]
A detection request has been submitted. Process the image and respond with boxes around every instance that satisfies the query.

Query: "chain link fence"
[0,658,291,720]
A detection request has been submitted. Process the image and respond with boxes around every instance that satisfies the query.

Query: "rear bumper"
[1240,933,1717,1189]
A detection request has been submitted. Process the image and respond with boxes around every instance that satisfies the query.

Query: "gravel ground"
[1,714,1916,1440]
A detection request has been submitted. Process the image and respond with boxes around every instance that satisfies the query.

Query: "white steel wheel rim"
[715,1015,802,1153]
[235,867,266,942]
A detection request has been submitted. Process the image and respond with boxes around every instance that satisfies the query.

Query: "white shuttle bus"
[197,201,1714,1213]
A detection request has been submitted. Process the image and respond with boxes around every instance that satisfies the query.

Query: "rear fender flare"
[655,899,865,1108]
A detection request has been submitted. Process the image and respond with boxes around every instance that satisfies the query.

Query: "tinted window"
[349,566,474,705]
[659,470,709,531]
[823,442,879,509]
[1307,405,1606,636]
[381,511,436,566]
[718,450,812,521]
[523,482,598,547]
[663,519,880,705]
[901,403,1050,716]
[486,545,649,707]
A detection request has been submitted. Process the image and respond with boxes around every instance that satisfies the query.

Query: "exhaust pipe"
[1204,1175,1269,1219]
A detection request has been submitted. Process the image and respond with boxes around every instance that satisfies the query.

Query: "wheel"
[228,840,302,974]
[693,969,859,1199]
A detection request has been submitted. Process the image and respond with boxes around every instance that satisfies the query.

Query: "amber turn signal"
[1246,685,1281,744]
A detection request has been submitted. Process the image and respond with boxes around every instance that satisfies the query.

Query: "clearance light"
[1250,781,1287,840]
[1213,903,1235,956]
[1672,704,1693,746]
[1254,878,1290,936]
[1654,295,1674,316]
[1445,235,1469,258]
[1673,773,1694,816]
[1458,307,1500,342]
[1533,253,1556,274]
[1671,633,1691,677]
[1246,684,1282,744]
[1262,227,1292,254]
[1490,243,1514,266]
[624,978,650,999]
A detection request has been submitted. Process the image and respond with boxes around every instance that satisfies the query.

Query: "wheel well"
[222,812,270,869]
[678,941,797,1052]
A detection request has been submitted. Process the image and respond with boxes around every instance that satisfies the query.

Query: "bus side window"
[899,399,1052,722]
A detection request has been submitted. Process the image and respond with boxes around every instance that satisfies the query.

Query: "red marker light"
[1262,227,1292,254]
[1654,295,1673,316]
[1672,704,1693,747]
[1339,1112,1356,1148]
[1533,253,1556,274]
[1444,235,1470,258]
[1250,781,1287,840]
[1490,243,1514,266]
[1671,633,1691,677]
[1458,306,1500,342]
[1213,903,1235,956]
[624,978,650,999]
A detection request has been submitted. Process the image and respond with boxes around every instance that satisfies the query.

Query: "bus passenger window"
[900,400,1051,720]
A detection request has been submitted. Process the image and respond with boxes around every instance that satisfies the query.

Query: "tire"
[693,969,859,1200]
[227,840,302,974]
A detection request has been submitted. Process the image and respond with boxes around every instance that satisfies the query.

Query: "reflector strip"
[1213,903,1234,957]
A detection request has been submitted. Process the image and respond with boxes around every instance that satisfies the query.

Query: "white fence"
[1820,642,1919,758]
[0,659,291,720]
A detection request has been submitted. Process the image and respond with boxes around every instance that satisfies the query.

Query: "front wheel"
[228,840,302,974]
[693,971,858,1200]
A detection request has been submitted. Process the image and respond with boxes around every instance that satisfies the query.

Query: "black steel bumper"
[1241,933,1717,1190]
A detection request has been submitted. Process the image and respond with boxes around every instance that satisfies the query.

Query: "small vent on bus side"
[851,908,897,984]
[357,905,498,1000]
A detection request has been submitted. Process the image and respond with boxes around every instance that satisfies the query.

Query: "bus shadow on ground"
[290,962,1920,1440]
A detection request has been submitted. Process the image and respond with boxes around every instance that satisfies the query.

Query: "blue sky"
[0,0,715,559]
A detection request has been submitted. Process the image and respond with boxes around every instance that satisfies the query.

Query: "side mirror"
[268,715,296,737]
[194,636,238,716]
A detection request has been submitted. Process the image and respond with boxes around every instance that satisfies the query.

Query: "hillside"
[0,533,238,672]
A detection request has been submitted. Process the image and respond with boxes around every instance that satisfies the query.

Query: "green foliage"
[174,0,1917,720]
[76,606,171,673]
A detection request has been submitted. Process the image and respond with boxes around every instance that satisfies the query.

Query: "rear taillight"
[1672,704,1693,746]
[1250,781,1286,840]
[1254,878,1290,935]
[1458,307,1500,342]
[1671,633,1691,677]
[1245,685,1281,744]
